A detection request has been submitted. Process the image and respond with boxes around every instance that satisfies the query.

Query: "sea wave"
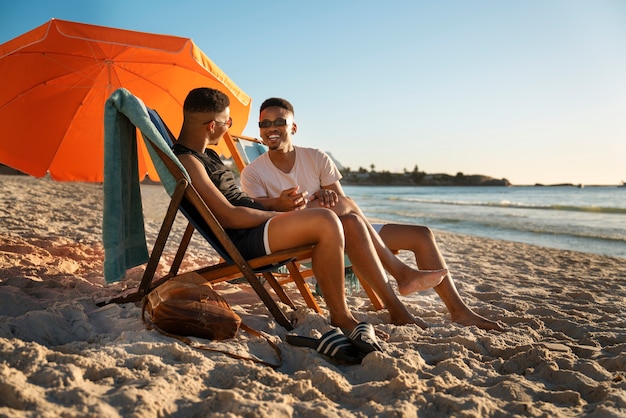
[386,197,626,215]
[366,208,626,242]
[348,185,626,257]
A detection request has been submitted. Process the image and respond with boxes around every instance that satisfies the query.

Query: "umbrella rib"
[0,54,107,111]
[113,63,195,106]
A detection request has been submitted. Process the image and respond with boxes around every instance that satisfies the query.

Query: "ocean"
[343,185,626,259]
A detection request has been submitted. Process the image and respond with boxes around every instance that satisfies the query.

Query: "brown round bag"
[141,272,281,368]
[142,272,241,340]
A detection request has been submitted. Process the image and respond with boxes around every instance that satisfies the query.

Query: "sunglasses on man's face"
[258,118,291,128]
[203,117,233,128]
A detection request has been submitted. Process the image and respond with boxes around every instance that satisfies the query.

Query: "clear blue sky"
[2,1,625,185]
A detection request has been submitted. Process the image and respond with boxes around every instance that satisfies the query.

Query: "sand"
[1,174,625,417]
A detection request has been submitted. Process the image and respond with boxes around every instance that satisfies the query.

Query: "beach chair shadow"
[99,89,320,330]
[222,132,385,310]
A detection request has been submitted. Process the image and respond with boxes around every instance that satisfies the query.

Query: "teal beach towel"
[103,88,188,283]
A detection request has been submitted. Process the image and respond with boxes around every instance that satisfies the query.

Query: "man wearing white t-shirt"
[241,97,503,331]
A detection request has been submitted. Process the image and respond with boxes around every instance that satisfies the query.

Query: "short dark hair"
[260,97,294,115]
[184,87,230,113]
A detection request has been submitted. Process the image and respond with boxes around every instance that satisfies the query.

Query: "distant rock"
[420,173,511,186]
[534,183,584,187]
[341,171,511,186]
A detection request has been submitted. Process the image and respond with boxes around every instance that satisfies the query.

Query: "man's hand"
[309,189,338,208]
[275,187,308,211]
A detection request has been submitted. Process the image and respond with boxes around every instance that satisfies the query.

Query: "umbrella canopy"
[0,19,251,182]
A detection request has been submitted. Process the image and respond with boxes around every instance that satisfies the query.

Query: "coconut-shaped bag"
[143,271,240,340]
[142,272,280,368]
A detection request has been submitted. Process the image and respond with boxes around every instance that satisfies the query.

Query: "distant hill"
[329,155,511,187]
[326,152,345,172]
[341,170,511,186]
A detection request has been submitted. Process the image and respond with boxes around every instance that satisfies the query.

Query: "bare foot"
[331,318,361,332]
[389,311,428,329]
[452,311,505,331]
[397,268,448,296]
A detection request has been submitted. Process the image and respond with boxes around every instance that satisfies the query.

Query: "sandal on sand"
[344,322,383,354]
[286,328,364,365]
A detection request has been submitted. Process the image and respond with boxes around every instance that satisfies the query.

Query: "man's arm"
[178,153,275,229]
[253,187,309,212]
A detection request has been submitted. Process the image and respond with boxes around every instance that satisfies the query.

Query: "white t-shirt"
[240,146,342,199]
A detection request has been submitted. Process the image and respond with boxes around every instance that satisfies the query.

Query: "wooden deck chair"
[221,134,385,311]
[100,88,320,330]
[146,108,322,312]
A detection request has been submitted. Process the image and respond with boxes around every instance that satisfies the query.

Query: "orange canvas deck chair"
[100,88,320,329]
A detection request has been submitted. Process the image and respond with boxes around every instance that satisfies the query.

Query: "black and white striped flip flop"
[344,322,383,354]
[286,328,364,364]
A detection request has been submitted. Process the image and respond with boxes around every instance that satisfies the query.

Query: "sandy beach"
[1,174,625,417]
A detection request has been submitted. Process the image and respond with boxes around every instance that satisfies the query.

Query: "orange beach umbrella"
[0,19,251,182]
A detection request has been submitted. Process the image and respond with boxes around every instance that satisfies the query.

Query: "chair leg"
[138,181,187,295]
[238,267,294,330]
[357,280,385,310]
[262,272,296,309]
[287,259,380,311]
[169,223,195,276]
[97,181,189,307]
[285,261,321,313]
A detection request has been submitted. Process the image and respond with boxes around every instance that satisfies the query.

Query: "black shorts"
[227,221,269,259]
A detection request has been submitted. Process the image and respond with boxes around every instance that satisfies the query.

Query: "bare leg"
[340,214,428,329]
[328,197,447,292]
[378,224,504,331]
[266,209,359,331]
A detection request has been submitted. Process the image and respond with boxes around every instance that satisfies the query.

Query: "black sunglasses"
[258,118,291,128]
